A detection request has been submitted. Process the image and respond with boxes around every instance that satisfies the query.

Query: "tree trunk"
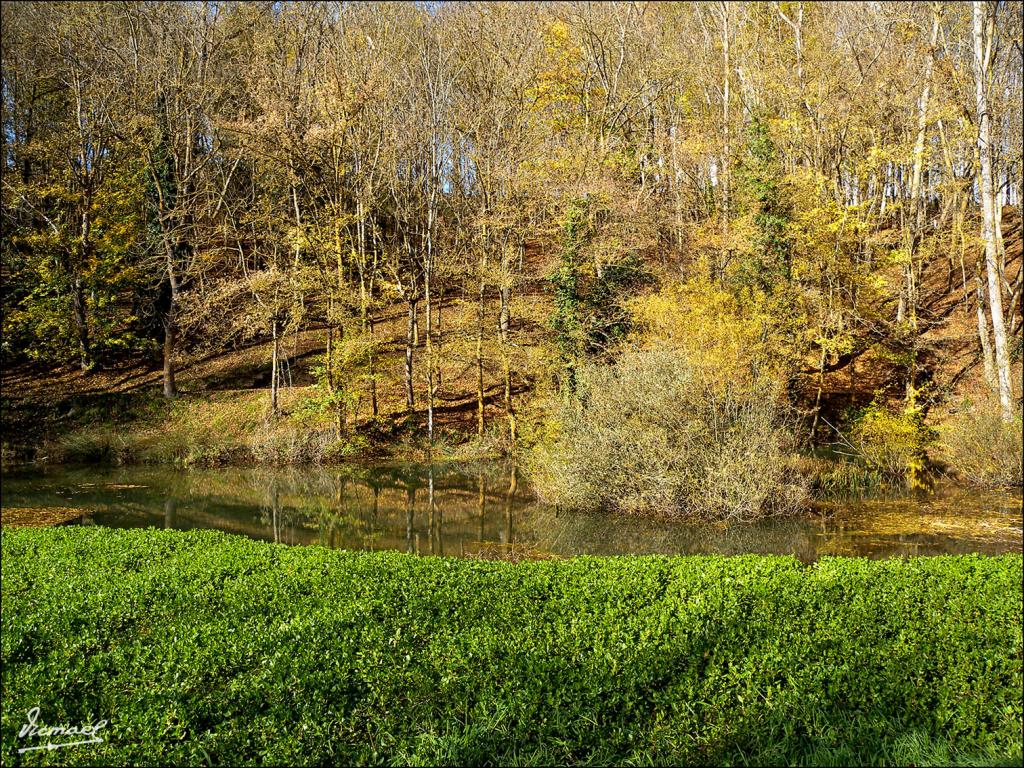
[435,291,443,391]
[900,9,939,338]
[335,322,345,435]
[326,325,334,393]
[357,200,378,419]
[499,285,510,338]
[498,283,517,447]
[71,274,91,372]
[425,201,435,446]
[369,315,378,418]
[406,299,416,410]
[270,318,279,415]
[809,346,827,444]
[160,231,180,399]
[973,1,1014,420]
[476,296,486,437]
[976,266,997,393]
[477,254,487,437]
[719,0,730,283]
[162,311,177,399]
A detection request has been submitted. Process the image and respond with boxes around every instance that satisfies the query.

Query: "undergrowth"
[2,528,1020,766]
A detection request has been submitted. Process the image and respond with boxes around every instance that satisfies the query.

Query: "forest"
[1,0,1022,510]
[2,4,1023,766]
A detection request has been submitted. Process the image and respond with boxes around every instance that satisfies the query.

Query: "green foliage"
[549,197,589,392]
[304,328,378,430]
[2,528,1021,766]
[530,349,808,520]
[736,116,793,291]
[1,149,155,368]
[548,196,647,395]
[938,400,1023,488]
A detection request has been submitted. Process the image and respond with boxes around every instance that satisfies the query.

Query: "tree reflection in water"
[1,463,1019,560]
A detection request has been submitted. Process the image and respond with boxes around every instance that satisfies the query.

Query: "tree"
[973,0,1014,422]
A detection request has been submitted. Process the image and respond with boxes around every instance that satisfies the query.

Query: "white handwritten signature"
[17,706,108,753]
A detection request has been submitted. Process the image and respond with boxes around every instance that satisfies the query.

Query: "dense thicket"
[1,1,1021,441]
[2,527,1021,765]
[531,349,809,519]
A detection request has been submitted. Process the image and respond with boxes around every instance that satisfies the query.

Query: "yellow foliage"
[628,280,794,390]
[849,403,933,484]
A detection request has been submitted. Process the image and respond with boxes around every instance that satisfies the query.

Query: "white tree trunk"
[973,1,1014,420]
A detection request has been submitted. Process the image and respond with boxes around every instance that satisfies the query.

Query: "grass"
[2,527,1021,766]
[32,386,515,468]
[793,454,894,497]
[39,389,394,467]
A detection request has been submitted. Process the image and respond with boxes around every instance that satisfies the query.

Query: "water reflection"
[1,463,1020,560]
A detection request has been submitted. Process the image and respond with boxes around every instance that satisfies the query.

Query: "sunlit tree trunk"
[973,0,1013,420]
[270,318,279,415]
[899,7,940,407]
[368,315,378,418]
[975,266,997,392]
[499,286,516,447]
[405,298,416,410]
[719,0,730,283]
[476,282,486,437]
[425,240,434,443]
[902,8,940,332]
[476,220,487,437]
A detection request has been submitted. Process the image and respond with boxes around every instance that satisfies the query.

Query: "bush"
[847,403,933,483]
[628,279,802,388]
[530,349,808,520]
[939,401,1023,488]
[2,528,1021,766]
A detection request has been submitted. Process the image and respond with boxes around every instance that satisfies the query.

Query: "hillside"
[2,209,1020,466]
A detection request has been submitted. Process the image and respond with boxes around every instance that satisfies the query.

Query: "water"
[2,462,1021,560]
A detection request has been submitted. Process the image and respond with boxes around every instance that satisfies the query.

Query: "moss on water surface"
[1,527,1021,766]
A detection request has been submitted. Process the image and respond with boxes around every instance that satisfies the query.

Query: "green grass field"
[2,527,1021,766]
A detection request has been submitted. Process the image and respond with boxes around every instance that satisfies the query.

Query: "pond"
[1,462,1021,561]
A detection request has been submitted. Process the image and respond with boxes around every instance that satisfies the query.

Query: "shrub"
[248,417,335,465]
[847,402,933,483]
[939,401,1023,488]
[529,349,808,520]
[628,279,804,390]
[1,528,1021,766]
